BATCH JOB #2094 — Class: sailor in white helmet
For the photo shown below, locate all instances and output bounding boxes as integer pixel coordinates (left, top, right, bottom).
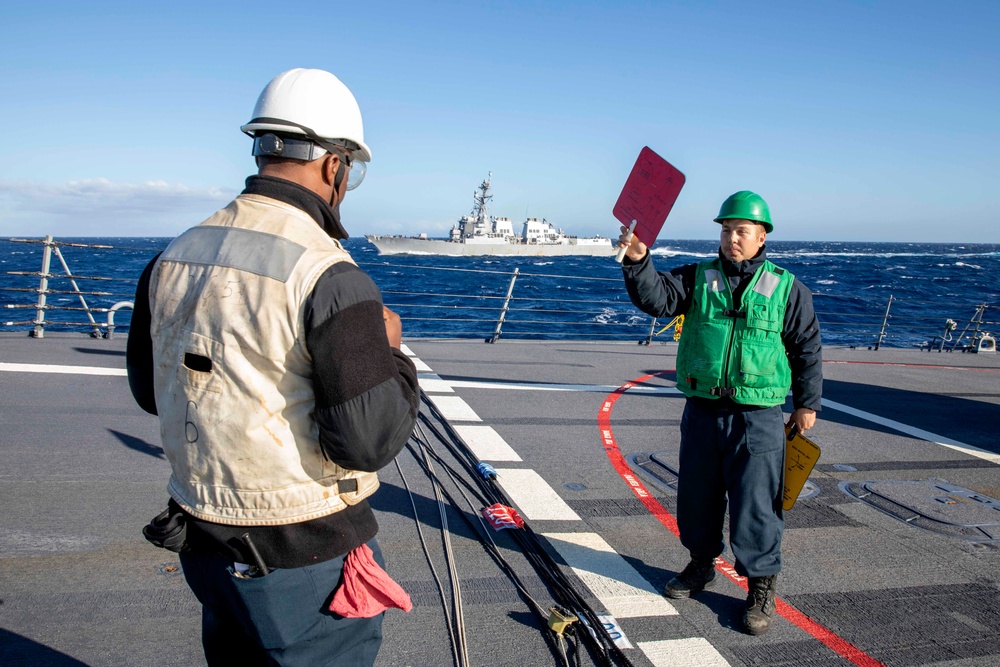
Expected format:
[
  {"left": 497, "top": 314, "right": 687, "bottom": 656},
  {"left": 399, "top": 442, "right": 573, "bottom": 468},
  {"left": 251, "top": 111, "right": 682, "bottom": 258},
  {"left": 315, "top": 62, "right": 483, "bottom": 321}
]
[{"left": 127, "top": 68, "right": 418, "bottom": 666}]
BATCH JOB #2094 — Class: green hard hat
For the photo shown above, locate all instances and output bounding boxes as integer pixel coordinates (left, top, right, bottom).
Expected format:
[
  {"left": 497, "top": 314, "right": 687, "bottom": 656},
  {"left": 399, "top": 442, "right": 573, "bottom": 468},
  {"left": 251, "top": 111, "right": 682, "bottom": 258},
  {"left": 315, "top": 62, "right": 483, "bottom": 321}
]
[{"left": 714, "top": 191, "right": 772, "bottom": 232}]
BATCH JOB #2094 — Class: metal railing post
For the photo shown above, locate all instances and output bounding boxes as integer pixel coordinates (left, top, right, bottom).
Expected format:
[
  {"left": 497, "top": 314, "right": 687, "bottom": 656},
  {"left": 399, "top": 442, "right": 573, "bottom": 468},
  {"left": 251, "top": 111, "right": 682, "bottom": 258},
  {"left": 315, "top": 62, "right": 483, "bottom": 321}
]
[
  {"left": 31, "top": 235, "right": 54, "bottom": 338},
  {"left": 488, "top": 268, "right": 519, "bottom": 344},
  {"left": 874, "top": 294, "right": 894, "bottom": 350},
  {"left": 643, "top": 317, "right": 657, "bottom": 345}
]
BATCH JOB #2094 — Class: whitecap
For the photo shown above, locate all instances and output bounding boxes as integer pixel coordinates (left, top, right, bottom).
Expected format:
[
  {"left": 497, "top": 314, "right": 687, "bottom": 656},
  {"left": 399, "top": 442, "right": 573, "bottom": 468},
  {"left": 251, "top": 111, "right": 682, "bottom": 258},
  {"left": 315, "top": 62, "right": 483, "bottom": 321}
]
[
  {"left": 591, "top": 307, "right": 617, "bottom": 324},
  {"left": 650, "top": 247, "right": 715, "bottom": 258}
]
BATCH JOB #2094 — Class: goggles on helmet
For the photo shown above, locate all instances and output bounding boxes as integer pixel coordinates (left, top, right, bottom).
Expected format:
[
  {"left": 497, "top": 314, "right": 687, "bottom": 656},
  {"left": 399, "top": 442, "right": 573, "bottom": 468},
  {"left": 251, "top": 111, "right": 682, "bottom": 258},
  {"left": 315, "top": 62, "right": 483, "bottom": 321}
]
[{"left": 251, "top": 133, "right": 367, "bottom": 190}]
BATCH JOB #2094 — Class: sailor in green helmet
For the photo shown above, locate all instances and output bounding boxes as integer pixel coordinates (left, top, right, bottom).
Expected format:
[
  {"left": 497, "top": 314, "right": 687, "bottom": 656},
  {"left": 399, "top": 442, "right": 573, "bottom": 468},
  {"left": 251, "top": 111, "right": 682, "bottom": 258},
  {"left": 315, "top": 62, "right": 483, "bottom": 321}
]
[{"left": 618, "top": 191, "right": 822, "bottom": 636}]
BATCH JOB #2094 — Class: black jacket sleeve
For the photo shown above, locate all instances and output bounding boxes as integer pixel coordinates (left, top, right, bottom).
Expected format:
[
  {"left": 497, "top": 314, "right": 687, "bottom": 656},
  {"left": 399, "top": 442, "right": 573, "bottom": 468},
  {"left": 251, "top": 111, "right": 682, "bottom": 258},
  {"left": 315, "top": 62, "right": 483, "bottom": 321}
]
[
  {"left": 621, "top": 251, "right": 698, "bottom": 319},
  {"left": 126, "top": 254, "right": 160, "bottom": 415},
  {"left": 782, "top": 280, "right": 823, "bottom": 412},
  {"left": 304, "top": 262, "right": 418, "bottom": 473}
]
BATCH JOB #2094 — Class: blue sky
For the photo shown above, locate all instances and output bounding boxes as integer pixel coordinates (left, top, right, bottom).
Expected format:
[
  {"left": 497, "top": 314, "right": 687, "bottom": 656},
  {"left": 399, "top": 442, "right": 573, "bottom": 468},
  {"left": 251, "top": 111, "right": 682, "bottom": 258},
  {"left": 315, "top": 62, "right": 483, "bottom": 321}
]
[{"left": 1, "top": 1, "right": 997, "bottom": 242}]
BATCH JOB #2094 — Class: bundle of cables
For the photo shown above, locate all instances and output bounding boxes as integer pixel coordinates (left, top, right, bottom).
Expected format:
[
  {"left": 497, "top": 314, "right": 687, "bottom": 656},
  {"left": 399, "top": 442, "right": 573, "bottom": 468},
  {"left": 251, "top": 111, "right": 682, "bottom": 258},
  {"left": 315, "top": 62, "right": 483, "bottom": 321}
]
[{"left": 394, "top": 389, "right": 636, "bottom": 667}]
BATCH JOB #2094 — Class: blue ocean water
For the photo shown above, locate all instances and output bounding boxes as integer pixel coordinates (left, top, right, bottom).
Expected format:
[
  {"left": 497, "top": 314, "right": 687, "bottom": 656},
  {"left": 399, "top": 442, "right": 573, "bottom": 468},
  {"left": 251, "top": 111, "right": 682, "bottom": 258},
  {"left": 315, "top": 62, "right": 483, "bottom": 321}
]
[{"left": 2, "top": 236, "right": 999, "bottom": 349}]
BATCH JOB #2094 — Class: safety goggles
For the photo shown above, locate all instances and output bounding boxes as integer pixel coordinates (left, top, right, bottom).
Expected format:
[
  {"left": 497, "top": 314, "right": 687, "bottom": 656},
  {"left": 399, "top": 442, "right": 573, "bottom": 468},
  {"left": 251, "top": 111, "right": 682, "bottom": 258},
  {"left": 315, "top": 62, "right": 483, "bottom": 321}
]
[
  {"left": 316, "top": 142, "right": 367, "bottom": 191},
  {"left": 251, "top": 133, "right": 367, "bottom": 190}
]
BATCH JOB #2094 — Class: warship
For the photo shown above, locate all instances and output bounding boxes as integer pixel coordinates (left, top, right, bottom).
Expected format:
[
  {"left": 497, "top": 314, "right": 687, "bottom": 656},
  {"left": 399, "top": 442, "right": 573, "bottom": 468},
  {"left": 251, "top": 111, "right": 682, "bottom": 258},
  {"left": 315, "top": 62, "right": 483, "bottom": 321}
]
[{"left": 366, "top": 173, "right": 615, "bottom": 256}]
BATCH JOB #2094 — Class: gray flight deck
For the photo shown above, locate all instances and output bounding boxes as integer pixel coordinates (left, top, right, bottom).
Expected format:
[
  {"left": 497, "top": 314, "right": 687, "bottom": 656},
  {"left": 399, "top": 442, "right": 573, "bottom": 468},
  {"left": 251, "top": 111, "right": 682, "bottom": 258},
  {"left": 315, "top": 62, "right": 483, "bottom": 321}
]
[{"left": 2, "top": 333, "right": 999, "bottom": 666}]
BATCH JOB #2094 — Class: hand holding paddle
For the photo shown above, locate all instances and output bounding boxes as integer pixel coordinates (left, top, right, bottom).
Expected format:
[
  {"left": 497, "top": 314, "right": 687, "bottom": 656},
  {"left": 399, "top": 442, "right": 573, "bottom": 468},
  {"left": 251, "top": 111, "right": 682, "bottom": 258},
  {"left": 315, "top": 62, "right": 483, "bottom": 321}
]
[{"left": 615, "top": 220, "right": 638, "bottom": 262}]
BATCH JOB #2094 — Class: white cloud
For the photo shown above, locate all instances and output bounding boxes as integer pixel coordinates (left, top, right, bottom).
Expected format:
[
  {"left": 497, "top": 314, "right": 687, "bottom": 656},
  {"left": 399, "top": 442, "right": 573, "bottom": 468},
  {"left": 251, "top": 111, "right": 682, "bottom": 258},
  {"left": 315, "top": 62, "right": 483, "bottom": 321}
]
[{"left": 0, "top": 179, "right": 236, "bottom": 237}]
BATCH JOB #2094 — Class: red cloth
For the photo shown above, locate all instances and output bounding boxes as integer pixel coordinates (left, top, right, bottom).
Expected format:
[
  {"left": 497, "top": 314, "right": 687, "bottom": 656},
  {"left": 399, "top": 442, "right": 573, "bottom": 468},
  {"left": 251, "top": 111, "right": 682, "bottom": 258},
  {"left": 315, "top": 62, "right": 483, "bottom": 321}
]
[{"left": 329, "top": 544, "right": 413, "bottom": 618}]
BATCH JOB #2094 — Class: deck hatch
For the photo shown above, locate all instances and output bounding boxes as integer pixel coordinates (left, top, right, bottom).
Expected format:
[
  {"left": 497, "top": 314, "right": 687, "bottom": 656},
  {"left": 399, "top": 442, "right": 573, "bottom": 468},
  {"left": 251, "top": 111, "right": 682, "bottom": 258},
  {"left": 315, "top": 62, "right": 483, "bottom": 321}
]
[
  {"left": 839, "top": 478, "right": 1000, "bottom": 543},
  {"left": 629, "top": 452, "right": 679, "bottom": 493}
]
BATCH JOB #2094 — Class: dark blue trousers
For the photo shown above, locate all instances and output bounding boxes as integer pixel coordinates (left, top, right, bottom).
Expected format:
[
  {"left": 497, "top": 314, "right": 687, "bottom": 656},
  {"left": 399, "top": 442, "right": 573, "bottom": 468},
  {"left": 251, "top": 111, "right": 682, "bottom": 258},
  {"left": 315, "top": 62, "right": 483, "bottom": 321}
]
[
  {"left": 676, "top": 399, "right": 785, "bottom": 578},
  {"left": 179, "top": 538, "right": 385, "bottom": 667}
]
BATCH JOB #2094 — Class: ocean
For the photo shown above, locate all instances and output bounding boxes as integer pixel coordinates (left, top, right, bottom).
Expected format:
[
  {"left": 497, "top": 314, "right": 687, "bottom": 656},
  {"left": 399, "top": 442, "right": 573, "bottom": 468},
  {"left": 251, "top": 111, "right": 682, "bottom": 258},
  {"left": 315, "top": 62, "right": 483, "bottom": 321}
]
[{"left": 2, "top": 237, "right": 999, "bottom": 350}]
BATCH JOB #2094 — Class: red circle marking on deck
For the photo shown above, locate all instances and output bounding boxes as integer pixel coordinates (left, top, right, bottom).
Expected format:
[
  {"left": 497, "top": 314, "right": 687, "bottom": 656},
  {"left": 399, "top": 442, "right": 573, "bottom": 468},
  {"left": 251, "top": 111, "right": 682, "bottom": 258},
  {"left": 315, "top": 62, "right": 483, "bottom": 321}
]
[{"left": 599, "top": 372, "right": 885, "bottom": 667}]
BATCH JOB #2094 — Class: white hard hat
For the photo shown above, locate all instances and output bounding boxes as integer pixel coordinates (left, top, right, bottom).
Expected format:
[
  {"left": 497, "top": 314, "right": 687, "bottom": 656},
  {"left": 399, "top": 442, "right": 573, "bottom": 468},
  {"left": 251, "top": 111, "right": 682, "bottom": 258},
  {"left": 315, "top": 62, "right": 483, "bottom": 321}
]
[{"left": 241, "top": 68, "right": 371, "bottom": 163}]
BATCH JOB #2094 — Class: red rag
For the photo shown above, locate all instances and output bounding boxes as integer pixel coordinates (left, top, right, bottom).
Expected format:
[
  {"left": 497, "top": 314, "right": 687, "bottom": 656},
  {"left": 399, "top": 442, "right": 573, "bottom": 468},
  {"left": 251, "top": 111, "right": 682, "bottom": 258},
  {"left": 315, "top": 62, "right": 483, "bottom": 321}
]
[{"left": 329, "top": 543, "right": 413, "bottom": 618}]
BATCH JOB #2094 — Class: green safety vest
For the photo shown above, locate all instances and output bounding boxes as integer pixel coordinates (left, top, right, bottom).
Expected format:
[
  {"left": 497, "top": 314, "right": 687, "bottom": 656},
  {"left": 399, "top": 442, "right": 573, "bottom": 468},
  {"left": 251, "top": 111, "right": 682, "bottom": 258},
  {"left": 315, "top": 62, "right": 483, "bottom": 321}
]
[{"left": 676, "top": 258, "right": 794, "bottom": 406}]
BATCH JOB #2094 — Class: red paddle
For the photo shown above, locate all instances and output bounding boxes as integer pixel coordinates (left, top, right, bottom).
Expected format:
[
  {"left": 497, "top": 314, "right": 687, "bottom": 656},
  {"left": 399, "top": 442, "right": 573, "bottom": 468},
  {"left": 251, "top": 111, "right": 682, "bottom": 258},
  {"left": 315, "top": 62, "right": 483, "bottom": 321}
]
[{"left": 613, "top": 147, "right": 686, "bottom": 262}]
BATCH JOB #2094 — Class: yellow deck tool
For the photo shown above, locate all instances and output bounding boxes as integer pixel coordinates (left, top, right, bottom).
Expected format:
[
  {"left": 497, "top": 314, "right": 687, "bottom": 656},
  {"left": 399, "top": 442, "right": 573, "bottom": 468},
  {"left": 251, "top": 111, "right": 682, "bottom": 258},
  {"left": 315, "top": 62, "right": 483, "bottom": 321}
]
[{"left": 783, "top": 424, "right": 821, "bottom": 511}]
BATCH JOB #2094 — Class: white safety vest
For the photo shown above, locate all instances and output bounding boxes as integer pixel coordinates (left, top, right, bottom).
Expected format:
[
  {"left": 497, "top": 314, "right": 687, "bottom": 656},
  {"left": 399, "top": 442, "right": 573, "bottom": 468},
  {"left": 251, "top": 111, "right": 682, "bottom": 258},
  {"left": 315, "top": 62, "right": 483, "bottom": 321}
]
[{"left": 149, "top": 194, "right": 379, "bottom": 526}]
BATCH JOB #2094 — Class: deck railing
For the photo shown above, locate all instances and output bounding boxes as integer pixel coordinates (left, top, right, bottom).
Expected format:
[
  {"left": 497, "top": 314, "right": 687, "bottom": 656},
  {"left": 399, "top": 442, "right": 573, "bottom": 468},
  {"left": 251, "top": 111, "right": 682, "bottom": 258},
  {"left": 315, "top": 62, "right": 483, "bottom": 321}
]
[{"left": 2, "top": 236, "right": 997, "bottom": 351}]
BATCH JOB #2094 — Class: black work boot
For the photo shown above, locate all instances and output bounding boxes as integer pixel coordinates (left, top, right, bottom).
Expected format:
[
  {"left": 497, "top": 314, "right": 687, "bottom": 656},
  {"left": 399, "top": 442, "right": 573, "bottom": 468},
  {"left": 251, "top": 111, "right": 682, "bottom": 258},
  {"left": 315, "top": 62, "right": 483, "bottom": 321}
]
[
  {"left": 743, "top": 575, "right": 777, "bottom": 635},
  {"left": 663, "top": 556, "right": 717, "bottom": 599}
]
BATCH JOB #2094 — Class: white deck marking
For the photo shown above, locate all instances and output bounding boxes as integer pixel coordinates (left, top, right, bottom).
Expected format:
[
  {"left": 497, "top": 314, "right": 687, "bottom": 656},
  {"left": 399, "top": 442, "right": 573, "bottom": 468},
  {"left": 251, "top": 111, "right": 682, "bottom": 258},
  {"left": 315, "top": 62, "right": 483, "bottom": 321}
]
[
  {"left": 411, "top": 357, "right": 433, "bottom": 372},
  {"left": 823, "top": 398, "right": 1000, "bottom": 465},
  {"left": 445, "top": 378, "right": 678, "bottom": 394},
  {"left": 398, "top": 345, "right": 432, "bottom": 371},
  {"left": 638, "top": 638, "right": 730, "bottom": 666},
  {"left": 542, "top": 532, "right": 677, "bottom": 618},
  {"left": 453, "top": 425, "right": 522, "bottom": 461},
  {"left": 496, "top": 469, "right": 581, "bottom": 521},
  {"left": 417, "top": 374, "right": 453, "bottom": 393},
  {"left": 426, "top": 396, "right": 482, "bottom": 422},
  {"left": 0, "top": 362, "right": 126, "bottom": 377}
]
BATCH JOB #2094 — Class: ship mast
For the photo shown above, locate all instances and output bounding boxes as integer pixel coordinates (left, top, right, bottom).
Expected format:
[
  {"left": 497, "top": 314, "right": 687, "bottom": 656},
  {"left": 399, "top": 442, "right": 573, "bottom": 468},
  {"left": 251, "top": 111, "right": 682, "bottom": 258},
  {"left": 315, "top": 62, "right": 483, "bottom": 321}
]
[{"left": 470, "top": 172, "right": 493, "bottom": 224}]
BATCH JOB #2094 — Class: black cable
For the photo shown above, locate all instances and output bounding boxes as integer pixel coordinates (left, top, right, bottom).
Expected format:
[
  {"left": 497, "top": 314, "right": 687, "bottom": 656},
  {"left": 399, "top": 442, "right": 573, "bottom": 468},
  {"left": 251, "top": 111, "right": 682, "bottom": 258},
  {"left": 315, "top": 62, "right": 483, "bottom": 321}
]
[
  {"left": 405, "top": 431, "right": 571, "bottom": 665},
  {"left": 416, "top": 391, "right": 636, "bottom": 667}
]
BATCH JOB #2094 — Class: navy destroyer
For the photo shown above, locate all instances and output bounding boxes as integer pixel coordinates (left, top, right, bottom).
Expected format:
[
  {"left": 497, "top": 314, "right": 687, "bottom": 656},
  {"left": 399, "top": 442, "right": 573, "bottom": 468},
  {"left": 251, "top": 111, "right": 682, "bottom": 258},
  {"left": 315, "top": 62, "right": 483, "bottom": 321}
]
[{"left": 366, "top": 173, "right": 615, "bottom": 256}]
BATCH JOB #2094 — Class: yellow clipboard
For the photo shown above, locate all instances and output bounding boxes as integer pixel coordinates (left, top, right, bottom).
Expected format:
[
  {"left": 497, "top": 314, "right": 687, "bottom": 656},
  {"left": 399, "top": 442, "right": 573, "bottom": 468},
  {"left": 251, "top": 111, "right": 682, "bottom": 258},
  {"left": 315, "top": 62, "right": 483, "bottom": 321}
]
[{"left": 783, "top": 425, "right": 821, "bottom": 511}]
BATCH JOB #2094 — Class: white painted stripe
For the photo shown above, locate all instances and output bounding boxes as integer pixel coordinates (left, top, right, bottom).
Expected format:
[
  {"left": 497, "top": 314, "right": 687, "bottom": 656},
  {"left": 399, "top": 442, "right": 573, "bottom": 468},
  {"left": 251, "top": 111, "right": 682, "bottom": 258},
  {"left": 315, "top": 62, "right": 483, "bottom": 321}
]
[
  {"left": 638, "top": 638, "right": 730, "bottom": 666},
  {"left": 426, "top": 396, "right": 481, "bottom": 422},
  {"left": 411, "top": 357, "right": 433, "bottom": 372},
  {"left": 542, "top": 532, "right": 677, "bottom": 618},
  {"left": 417, "top": 374, "right": 453, "bottom": 393},
  {"left": 399, "top": 344, "right": 414, "bottom": 356},
  {"left": 496, "top": 469, "right": 581, "bottom": 521},
  {"left": 445, "top": 379, "right": 679, "bottom": 395},
  {"left": 453, "top": 425, "right": 522, "bottom": 461},
  {"left": 0, "top": 362, "right": 126, "bottom": 377},
  {"left": 823, "top": 398, "right": 1000, "bottom": 465}
]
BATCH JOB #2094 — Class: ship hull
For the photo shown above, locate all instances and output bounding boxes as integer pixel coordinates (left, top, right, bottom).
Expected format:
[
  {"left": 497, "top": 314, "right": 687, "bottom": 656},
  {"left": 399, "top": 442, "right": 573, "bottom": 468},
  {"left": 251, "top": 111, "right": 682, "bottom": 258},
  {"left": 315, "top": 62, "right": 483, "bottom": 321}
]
[{"left": 366, "top": 235, "right": 616, "bottom": 256}]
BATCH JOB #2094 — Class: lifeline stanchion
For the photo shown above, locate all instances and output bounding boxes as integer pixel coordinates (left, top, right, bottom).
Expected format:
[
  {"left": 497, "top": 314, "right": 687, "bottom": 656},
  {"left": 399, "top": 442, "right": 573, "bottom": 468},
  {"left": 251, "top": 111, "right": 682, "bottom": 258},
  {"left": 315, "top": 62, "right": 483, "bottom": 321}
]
[
  {"left": 874, "top": 294, "right": 894, "bottom": 350},
  {"left": 488, "top": 267, "right": 519, "bottom": 343}
]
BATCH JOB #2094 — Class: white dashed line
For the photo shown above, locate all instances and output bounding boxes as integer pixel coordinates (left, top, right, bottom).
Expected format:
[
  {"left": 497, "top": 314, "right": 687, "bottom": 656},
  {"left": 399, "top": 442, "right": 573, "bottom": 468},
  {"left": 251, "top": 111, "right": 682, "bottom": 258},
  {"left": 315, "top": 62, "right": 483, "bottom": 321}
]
[
  {"left": 425, "top": 395, "right": 482, "bottom": 422},
  {"left": 452, "top": 424, "right": 522, "bottom": 461},
  {"left": 417, "top": 373, "right": 453, "bottom": 393},
  {"left": 411, "top": 357, "right": 433, "bottom": 372},
  {"left": 638, "top": 638, "right": 731, "bottom": 666}
]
